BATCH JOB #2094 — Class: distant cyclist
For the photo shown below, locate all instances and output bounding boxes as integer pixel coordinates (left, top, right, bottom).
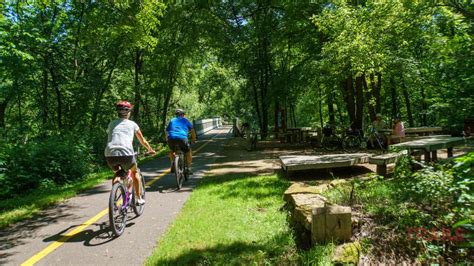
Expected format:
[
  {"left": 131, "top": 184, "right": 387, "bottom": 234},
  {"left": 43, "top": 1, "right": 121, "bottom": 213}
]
[
  {"left": 104, "top": 101, "right": 156, "bottom": 205},
  {"left": 165, "top": 109, "right": 197, "bottom": 174}
]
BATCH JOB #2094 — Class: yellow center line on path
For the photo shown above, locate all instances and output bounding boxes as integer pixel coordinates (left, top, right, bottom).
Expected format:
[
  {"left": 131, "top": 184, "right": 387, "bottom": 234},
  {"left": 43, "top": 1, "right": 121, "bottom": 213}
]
[{"left": 21, "top": 130, "right": 225, "bottom": 266}]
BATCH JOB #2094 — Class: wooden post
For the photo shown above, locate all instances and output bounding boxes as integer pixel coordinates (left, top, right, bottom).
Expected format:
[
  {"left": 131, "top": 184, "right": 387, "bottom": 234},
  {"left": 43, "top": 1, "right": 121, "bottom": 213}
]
[
  {"left": 447, "top": 147, "right": 454, "bottom": 158},
  {"left": 424, "top": 151, "right": 431, "bottom": 162},
  {"left": 431, "top": 150, "right": 438, "bottom": 161},
  {"left": 376, "top": 165, "right": 387, "bottom": 177}
]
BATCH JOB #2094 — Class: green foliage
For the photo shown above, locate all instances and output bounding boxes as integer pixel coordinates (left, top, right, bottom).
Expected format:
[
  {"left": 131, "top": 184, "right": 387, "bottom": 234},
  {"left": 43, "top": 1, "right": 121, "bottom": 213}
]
[{"left": 1, "top": 136, "right": 93, "bottom": 199}]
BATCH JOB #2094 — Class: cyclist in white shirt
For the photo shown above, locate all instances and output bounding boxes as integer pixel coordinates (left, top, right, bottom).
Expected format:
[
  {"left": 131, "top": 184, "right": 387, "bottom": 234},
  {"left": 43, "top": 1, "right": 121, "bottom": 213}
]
[{"left": 105, "top": 101, "right": 155, "bottom": 204}]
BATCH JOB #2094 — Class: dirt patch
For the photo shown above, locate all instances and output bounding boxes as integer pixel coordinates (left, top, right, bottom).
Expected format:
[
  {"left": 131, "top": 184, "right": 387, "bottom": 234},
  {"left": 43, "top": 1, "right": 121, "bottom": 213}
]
[{"left": 206, "top": 137, "right": 315, "bottom": 176}]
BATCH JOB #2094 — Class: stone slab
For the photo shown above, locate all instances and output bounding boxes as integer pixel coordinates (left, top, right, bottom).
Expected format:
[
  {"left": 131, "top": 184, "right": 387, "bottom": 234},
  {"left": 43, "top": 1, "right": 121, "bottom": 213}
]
[
  {"left": 280, "top": 153, "right": 370, "bottom": 171},
  {"left": 284, "top": 183, "right": 329, "bottom": 202},
  {"left": 312, "top": 205, "right": 352, "bottom": 243},
  {"left": 289, "top": 194, "right": 326, "bottom": 230}
]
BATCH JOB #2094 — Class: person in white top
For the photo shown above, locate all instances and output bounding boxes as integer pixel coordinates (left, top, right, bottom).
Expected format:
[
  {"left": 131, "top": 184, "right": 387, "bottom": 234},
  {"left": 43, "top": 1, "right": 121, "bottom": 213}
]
[{"left": 105, "top": 101, "right": 155, "bottom": 204}]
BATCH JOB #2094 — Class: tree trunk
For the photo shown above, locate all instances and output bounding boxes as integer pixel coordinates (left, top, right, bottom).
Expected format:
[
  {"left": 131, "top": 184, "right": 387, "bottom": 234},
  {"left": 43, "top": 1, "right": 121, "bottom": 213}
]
[
  {"left": 0, "top": 101, "right": 6, "bottom": 129},
  {"left": 327, "top": 89, "right": 335, "bottom": 124},
  {"left": 160, "top": 59, "right": 178, "bottom": 137},
  {"left": 318, "top": 87, "right": 323, "bottom": 128},
  {"left": 251, "top": 79, "right": 262, "bottom": 131},
  {"left": 354, "top": 75, "right": 365, "bottom": 130},
  {"left": 342, "top": 76, "right": 356, "bottom": 125},
  {"left": 420, "top": 86, "right": 427, "bottom": 126},
  {"left": 401, "top": 81, "right": 414, "bottom": 127},
  {"left": 390, "top": 77, "right": 398, "bottom": 120},
  {"left": 41, "top": 67, "right": 49, "bottom": 125},
  {"left": 367, "top": 73, "right": 376, "bottom": 121},
  {"left": 375, "top": 73, "right": 382, "bottom": 113},
  {"left": 133, "top": 49, "right": 143, "bottom": 125},
  {"left": 274, "top": 101, "right": 280, "bottom": 137},
  {"left": 49, "top": 58, "right": 62, "bottom": 129},
  {"left": 91, "top": 51, "right": 120, "bottom": 128}
]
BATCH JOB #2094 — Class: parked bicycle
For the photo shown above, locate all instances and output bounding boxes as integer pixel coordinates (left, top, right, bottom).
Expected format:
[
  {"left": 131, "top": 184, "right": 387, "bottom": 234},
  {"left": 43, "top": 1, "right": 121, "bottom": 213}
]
[
  {"left": 171, "top": 144, "right": 189, "bottom": 190},
  {"left": 367, "top": 126, "right": 387, "bottom": 150},
  {"left": 342, "top": 128, "right": 368, "bottom": 152},
  {"left": 108, "top": 153, "right": 149, "bottom": 237},
  {"left": 321, "top": 124, "right": 344, "bottom": 151}
]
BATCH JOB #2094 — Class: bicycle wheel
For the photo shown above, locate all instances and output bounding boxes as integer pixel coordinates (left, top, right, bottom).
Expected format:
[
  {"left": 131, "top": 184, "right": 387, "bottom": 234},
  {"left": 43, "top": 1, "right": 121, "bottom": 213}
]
[
  {"left": 343, "top": 135, "right": 360, "bottom": 152},
  {"left": 174, "top": 155, "right": 183, "bottom": 189},
  {"left": 323, "top": 136, "right": 338, "bottom": 151},
  {"left": 109, "top": 182, "right": 127, "bottom": 236},
  {"left": 132, "top": 169, "right": 146, "bottom": 216}
]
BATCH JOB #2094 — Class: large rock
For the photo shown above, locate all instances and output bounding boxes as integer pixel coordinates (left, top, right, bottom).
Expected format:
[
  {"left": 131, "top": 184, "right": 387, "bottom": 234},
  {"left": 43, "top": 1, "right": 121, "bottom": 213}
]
[
  {"left": 289, "top": 193, "right": 327, "bottom": 230},
  {"left": 284, "top": 183, "right": 330, "bottom": 202},
  {"left": 312, "top": 205, "right": 352, "bottom": 243},
  {"left": 331, "top": 241, "right": 362, "bottom": 265}
]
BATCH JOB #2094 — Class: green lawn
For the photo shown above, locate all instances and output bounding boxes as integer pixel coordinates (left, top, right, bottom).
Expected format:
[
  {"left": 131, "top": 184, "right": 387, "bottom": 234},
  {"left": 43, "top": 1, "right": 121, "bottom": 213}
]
[{"left": 146, "top": 173, "right": 334, "bottom": 265}]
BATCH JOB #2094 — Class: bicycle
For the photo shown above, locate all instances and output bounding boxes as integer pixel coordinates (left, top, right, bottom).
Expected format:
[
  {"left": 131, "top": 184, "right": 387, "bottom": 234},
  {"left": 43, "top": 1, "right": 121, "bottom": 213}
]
[
  {"left": 108, "top": 153, "right": 148, "bottom": 237},
  {"left": 367, "top": 127, "right": 387, "bottom": 151},
  {"left": 320, "top": 124, "right": 344, "bottom": 151},
  {"left": 172, "top": 146, "right": 189, "bottom": 190},
  {"left": 342, "top": 128, "right": 367, "bottom": 152}
]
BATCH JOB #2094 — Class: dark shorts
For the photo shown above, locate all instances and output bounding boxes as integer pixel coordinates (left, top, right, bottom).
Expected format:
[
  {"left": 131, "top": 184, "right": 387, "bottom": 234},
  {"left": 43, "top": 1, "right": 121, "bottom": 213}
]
[
  {"left": 105, "top": 155, "right": 136, "bottom": 171},
  {"left": 168, "top": 138, "right": 190, "bottom": 153}
]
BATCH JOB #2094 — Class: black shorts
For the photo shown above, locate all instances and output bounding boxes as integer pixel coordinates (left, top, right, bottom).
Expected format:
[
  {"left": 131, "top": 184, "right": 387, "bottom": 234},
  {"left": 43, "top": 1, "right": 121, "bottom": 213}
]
[
  {"left": 168, "top": 139, "right": 190, "bottom": 153},
  {"left": 105, "top": 155, "right": 136, "bottom": 171}
]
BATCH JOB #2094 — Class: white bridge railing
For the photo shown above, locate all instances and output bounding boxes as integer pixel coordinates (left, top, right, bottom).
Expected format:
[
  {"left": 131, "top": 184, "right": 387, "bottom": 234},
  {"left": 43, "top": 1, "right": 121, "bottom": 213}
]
[{"left": 193, "top": 117, "right": 222, "bottom": 136}]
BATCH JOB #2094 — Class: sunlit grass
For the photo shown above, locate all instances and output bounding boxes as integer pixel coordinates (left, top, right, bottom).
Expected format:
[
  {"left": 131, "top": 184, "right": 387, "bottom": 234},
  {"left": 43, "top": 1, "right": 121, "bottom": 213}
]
[{"left": 146, "top": 173, "right": 334, "bottom": 265}]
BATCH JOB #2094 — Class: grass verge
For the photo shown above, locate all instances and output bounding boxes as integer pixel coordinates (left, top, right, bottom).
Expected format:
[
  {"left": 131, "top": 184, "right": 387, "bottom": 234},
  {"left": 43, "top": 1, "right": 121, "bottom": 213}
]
[{"left": 146, "top": 173, "right": 334, "bottom": 265}]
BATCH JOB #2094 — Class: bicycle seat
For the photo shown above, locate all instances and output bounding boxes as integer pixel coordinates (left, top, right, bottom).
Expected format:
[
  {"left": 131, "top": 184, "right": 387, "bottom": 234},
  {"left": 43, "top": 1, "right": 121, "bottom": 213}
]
[{"left": 115, "top": 169, "right": 130, "bottom": 179}]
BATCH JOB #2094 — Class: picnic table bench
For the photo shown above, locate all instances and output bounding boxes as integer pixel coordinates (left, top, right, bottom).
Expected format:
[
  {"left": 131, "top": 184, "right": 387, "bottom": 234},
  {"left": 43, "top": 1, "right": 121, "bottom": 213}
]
[
  {"left": 280, "top": 153, "right": 370, "bottom": 173},
  {"left": 369, "top": 150, "right": 408, "bottom": 176}
]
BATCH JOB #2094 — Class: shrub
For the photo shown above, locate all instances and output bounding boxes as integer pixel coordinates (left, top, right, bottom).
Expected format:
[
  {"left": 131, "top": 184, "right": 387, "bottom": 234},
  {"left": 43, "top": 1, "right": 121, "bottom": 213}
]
[{"left": 1, "top": 135, "right": 93, "bottom": 199}]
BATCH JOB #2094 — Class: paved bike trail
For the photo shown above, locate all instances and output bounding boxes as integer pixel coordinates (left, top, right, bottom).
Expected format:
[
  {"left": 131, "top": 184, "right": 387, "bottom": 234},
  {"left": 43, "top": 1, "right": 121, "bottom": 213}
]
[{"left": 0, "top": 126, "right": 232, "bottom": 266}]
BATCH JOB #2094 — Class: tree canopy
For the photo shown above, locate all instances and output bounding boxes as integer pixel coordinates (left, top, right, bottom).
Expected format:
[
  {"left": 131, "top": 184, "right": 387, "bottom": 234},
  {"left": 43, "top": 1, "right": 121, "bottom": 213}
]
[{"left": 1, "top": 0, "right": 472, "bottom": 142}]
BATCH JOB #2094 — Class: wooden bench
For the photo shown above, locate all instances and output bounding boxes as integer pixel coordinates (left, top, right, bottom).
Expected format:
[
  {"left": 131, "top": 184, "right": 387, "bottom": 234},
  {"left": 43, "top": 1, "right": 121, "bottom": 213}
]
[
  {"left": 369, "top": 151, "right": 408, "bottom": 176},
  {"left": 280, "top": 153, "right": 370, "bottom": 175}
]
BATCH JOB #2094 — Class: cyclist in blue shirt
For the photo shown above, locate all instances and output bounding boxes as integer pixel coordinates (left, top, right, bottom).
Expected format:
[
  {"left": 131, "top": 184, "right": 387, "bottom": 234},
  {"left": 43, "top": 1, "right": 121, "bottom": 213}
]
[{"left": 165, "top": 109, "right": 197, "bottom": 174}]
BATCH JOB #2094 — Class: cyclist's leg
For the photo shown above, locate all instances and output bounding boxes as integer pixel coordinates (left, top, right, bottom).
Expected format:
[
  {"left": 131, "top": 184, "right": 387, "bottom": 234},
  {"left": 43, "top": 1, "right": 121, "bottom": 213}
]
[
  {"left": 167, "top": 139, "right": 179, "bottom": 172},
  {"left": 130, "top": 164, "right": 142, "bottom": 199},
  {"left": 185, "top": 149, "right": 192, "bottom": 167},
  {"left": 179, "top": 139, "right": 192, "bottom": 172},
  {"left": 105, "top": 156, "right": 122, "bottom": 185}
]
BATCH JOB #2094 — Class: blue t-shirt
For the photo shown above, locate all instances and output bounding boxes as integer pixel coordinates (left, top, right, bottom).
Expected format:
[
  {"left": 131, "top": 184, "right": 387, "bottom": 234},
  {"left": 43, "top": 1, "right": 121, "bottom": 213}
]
[{"left": 166, "top": 117, "right": 193, "bottom": 140}]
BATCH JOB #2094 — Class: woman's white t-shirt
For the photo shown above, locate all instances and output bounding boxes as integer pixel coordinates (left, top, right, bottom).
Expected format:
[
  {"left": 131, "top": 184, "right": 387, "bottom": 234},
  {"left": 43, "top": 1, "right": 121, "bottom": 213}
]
[{"left": 104, "top": 119, "right": 139, "bottom": 157}]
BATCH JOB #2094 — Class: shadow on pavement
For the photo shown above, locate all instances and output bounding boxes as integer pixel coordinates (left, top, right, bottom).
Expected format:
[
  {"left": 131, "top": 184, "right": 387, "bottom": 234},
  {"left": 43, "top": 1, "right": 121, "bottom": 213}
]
[
  {"left": 0, "top": 202, "right": 79, "bottom": 264},
  {"left": 41, "top": 220, "right": 137, "bottom": 247}
]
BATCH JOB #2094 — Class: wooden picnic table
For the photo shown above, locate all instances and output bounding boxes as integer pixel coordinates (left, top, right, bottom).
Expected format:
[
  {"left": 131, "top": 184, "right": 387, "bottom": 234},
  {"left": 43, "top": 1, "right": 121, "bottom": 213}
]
[
  {"left": 286, "top": 127, "right": 315, "bottom": 143},
  {"left": 378, "top": 127, "right": 443, "bottom": 136},
  {"left": 390, "top": 135, "right": 465, "bottom": 162}
]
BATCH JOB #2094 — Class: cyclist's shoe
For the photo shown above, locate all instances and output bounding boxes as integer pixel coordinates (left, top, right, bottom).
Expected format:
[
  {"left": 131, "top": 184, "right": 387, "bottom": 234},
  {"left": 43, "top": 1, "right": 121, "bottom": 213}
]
[
  {"left": 185, "top": 167, "right": 193, "bottom": 175},
  {"left": 136, "top": 197, "right": 145, "bottom": 205}
]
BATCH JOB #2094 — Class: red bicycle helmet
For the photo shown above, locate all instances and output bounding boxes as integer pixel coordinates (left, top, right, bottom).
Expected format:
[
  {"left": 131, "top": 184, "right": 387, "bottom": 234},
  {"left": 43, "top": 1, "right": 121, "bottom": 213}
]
[{"left": 116, "top": 101, "right": 133, "bottom": 111}]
